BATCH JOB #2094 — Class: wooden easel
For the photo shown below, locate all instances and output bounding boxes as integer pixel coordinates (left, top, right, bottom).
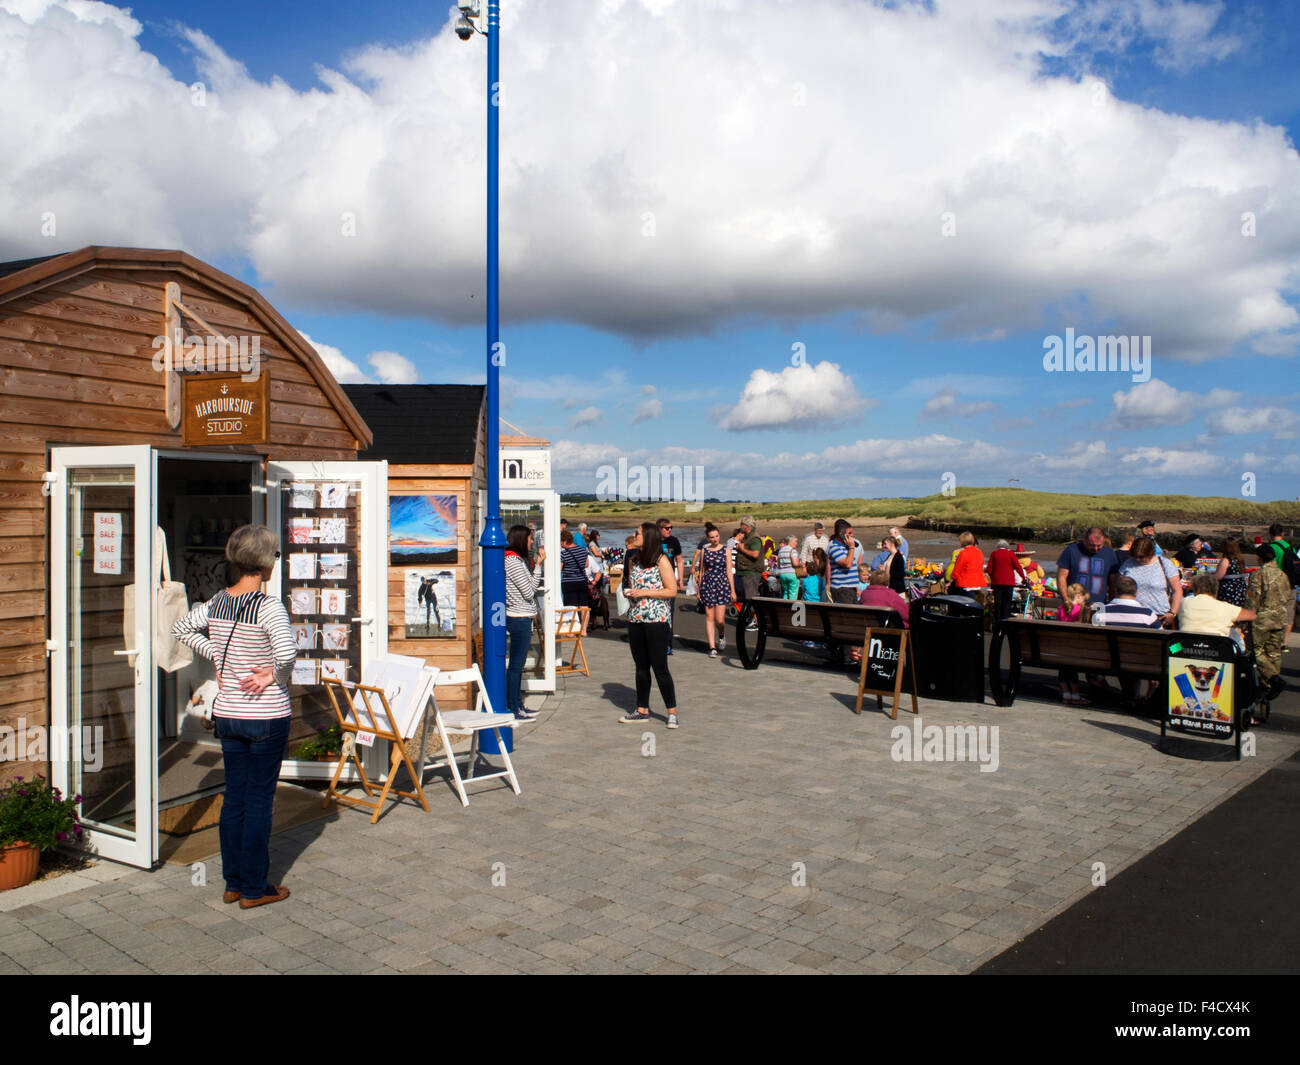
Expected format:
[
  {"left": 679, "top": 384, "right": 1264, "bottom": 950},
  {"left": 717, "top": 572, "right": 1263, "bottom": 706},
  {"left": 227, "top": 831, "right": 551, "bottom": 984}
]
[
  {"left": 321, "top": 678, "right": 431, "bottom": 823},
  {"left": 855, "top": 627, "right": 919, "bottom": 719}
]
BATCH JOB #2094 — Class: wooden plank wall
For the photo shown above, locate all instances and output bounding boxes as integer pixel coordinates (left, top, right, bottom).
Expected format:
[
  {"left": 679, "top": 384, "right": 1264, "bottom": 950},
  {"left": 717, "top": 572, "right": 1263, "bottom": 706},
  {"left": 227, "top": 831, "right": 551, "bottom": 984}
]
[{"left": 0, "top": 267, "right": 359, "bottom": 783}]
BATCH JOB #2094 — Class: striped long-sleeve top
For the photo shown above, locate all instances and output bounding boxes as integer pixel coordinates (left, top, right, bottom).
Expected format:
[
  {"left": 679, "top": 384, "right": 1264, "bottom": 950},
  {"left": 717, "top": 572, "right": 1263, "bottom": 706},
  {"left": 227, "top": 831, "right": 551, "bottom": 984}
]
[
  {"left": 172, "top": 590, "right": 296, "bottom": 719},
  {"left": 505, "top": 551, "right": 538, "bottom": 618}
]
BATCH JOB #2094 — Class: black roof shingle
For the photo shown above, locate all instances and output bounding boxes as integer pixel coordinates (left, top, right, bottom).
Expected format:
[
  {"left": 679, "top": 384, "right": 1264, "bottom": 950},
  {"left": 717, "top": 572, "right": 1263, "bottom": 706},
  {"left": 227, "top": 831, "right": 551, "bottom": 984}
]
[{"left": 343, "top": 384, "right": 484, "bottom": 465}]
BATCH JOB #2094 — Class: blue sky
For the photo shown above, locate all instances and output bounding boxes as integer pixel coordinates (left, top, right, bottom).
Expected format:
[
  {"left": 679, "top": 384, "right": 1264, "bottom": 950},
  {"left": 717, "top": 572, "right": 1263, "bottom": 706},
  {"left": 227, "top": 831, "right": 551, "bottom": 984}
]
[{"left": 2, "top": 0, "right": 1298, "bottom": 502}]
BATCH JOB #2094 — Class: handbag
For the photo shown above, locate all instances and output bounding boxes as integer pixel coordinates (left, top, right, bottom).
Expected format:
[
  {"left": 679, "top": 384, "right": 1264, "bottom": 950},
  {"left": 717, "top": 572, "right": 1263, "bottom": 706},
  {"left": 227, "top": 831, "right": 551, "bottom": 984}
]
[
  {"left": 615, "top": 573, "right": 630, "bottom": 617},
  {"left": 124, "top": 527, "right": 193, "bottom": 673}
]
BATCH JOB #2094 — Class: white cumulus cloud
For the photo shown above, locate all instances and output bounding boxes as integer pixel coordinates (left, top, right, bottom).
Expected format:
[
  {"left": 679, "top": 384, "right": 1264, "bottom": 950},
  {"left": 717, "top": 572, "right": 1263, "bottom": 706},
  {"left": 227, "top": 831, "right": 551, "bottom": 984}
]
[
  {"left": 1110, "top": 378, "right": 1238, "bottom": 428},
  {"left": 0, "top": 0, "right": 1294, "bottom": 362},
  {"left": 720, "top": 360, "right": 871, "bottom": 431}
]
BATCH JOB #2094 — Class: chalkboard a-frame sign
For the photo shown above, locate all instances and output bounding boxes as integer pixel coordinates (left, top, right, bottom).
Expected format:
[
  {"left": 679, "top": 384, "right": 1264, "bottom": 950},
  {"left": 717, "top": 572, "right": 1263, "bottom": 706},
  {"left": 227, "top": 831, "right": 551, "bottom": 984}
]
[{"left": 856, "top": 627, "right": 918, "bottom": 719}]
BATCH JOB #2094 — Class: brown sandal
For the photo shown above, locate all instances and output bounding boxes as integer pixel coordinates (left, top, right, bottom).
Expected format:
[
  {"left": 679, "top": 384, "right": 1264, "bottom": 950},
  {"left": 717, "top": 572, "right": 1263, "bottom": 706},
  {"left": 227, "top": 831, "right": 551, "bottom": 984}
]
[
  {"left": 222, "top": 891, "right": 241, "bottom": 904},
  {"left": 239, "top": 885, "right": 290, "bottom": 909}
]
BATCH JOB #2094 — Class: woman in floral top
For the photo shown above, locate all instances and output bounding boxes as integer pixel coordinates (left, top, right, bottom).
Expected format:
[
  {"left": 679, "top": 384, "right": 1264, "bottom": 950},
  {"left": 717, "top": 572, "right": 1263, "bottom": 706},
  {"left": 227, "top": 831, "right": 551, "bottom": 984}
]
[{"left": 619, "top": 523, "right": 680, "bottom": 728}]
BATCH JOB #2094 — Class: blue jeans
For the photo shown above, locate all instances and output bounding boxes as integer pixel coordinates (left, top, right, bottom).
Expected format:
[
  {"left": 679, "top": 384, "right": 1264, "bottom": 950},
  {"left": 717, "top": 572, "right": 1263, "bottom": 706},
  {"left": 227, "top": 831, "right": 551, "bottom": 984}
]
[
  {"left": 505, "top": 615, "right": 533, "bottom": 712},
  {"left": 215, "top": 715, "right": 290, "bottom": 899}
]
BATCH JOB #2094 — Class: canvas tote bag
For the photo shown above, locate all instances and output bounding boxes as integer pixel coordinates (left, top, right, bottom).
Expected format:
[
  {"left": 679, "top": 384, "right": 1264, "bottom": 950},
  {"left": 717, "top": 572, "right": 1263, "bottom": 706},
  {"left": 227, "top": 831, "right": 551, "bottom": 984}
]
[{"left": 124, "top": 527, "right": 193, "bottom": 672}]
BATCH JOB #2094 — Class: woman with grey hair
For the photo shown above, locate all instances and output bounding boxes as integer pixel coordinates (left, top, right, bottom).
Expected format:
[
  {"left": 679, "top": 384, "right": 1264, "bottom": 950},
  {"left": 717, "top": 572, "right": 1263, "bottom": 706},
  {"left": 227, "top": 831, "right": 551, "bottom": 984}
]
[
  {"left": 985, "top": 538, "right": 1026, "bottom": 622},
  {"left": 173, "top": 524, "right": 296, "bottom": 909}
]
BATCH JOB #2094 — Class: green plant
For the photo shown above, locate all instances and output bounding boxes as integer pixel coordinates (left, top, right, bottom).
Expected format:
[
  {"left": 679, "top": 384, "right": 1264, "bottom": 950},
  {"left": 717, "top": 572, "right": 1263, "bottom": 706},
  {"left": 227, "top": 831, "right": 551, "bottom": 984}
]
[
  {"left": 293, "top": 724, "right": 343, "bottom": 760},
  {"left": 0, "top": 775, "right": 83, "bottom": 852}
]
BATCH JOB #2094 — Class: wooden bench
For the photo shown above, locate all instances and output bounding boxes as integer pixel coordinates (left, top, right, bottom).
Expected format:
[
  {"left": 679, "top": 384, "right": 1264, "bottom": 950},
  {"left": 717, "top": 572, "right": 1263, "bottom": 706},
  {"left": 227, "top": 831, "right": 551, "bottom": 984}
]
[
  {"left": 737, "top": 596, "right": 904, "bottom": 670},
  {"left": 987, "top": 618, "right": 1174, "bottom": 707}
]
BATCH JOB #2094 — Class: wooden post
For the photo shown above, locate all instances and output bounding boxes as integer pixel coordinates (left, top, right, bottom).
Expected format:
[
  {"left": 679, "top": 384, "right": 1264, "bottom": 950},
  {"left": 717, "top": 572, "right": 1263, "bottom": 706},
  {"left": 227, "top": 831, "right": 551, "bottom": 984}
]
[{"left": 163, "top": 282, "right": 181, "bottom": 428}]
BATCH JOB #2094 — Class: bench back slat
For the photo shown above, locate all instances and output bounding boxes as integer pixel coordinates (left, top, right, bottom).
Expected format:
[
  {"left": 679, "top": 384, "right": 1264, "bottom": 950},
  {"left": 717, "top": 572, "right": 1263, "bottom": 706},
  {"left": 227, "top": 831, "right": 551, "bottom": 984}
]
[{"left": 1002, "top": 618, "right": 1170, "bottom": 678}]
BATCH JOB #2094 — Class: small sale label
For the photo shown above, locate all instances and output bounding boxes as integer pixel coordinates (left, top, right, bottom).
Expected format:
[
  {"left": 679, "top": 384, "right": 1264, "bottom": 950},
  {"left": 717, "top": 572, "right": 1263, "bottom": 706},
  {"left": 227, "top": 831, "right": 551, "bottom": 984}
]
[{"left": 93, "top": 513, "right": 123, "bottom": 575}]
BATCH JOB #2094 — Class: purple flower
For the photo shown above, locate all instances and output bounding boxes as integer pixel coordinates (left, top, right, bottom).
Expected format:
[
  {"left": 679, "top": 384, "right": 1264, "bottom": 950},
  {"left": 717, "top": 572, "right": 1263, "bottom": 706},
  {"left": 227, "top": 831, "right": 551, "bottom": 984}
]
[
  {"left": 58, "top": 832, "right": 67, "bottom": 842},
  {"left": 73, "top": 826, "right": 84, "bottom": 836},
  {"left": 74, "top": 795, "right": 83, "bottom": 804}
]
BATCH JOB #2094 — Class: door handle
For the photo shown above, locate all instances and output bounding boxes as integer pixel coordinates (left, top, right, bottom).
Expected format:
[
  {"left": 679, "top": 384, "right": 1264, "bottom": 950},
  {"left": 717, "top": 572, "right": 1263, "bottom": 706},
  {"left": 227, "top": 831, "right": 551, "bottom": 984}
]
[
  {"left": 350, "top": 618, "right": 373, "bottom": 625},
  {"left": 114, "top": 649, "right": 140, "bottom": 656}
]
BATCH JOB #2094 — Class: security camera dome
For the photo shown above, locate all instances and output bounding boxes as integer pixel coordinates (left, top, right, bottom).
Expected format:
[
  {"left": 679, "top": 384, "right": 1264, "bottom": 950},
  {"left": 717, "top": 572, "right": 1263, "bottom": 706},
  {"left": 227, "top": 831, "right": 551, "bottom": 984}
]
[{"left": 455, "top": 15, "right": 475, "bottom": 40}]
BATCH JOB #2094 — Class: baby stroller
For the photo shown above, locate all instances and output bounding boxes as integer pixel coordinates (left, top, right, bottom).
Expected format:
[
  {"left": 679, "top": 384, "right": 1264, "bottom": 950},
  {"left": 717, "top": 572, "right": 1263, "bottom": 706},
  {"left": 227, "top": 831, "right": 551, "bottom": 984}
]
[{"left": 1239, "top": 622, "right": 1270, "bottom": 724}]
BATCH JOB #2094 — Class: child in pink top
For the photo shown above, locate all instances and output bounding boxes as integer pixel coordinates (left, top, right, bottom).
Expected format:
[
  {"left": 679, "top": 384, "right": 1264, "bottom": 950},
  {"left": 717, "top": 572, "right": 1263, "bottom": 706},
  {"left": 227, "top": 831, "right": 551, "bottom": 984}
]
[{"left": 1057, "top": 582, "right": 1089, "bottom": 704}]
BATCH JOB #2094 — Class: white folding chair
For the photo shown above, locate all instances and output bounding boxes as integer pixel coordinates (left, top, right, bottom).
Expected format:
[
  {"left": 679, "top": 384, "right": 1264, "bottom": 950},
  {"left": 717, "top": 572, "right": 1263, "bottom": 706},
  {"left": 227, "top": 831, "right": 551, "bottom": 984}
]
[{"left": 423, "top": 664, "right": 524, "bottom": 807}]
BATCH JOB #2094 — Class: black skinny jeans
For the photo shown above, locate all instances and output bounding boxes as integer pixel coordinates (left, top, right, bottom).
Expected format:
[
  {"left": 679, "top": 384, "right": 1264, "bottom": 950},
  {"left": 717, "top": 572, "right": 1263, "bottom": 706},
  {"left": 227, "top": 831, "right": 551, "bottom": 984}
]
[{"left": 628, "top": 621, "right": 676, "bottom": 709}]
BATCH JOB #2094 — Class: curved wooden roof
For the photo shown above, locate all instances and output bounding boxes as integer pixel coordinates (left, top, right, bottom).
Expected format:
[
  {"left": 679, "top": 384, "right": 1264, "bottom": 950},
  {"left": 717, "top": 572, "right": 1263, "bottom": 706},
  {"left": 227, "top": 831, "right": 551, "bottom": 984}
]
[{"left": 0, "top": 245, "right": 372, "bottom": 447}]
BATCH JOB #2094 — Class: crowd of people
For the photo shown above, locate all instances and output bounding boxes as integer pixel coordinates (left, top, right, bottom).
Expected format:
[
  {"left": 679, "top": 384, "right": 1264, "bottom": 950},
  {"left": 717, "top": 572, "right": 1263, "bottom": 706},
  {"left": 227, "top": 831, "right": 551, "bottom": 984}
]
[{"left": 541, "top": 513, "right": 1297, "bottom": 726}]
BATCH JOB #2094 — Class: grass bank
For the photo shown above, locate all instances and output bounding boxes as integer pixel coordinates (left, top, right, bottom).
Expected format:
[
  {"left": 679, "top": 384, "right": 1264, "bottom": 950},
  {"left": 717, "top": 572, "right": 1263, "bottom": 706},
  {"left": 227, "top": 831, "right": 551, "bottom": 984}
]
[{"left": 564, "top": 487, "right": 1300, "bottom": 536}]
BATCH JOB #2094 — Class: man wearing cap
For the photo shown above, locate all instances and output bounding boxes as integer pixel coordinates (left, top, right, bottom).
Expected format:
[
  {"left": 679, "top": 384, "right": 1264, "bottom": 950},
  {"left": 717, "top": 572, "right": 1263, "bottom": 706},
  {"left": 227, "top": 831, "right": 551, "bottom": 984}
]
[
  {"left": 734, "top": 516, "right": 765, "bottom": 624},
  {"left": 1137, "top": 520, "right": 1164, "bottom": 556},
  {"left": 800, "top": 521, "right": 829, "bottom": 565}
]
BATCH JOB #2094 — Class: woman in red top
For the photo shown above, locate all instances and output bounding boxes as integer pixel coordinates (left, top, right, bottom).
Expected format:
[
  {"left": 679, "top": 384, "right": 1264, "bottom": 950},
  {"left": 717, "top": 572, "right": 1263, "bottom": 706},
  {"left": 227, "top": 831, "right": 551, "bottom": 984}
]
[
  {"left": 985, "top": 538, "right": 1026, "bottom": 620},
  {"left": 949, "top": 531, "right": 987, "bottom": 600}
]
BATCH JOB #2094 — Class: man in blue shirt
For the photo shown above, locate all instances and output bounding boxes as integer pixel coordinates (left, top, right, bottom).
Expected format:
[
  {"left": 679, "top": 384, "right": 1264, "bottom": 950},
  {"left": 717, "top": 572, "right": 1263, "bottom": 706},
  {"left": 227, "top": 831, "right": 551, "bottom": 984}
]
[{"left": 1057, "top": 527, "right": 1118, "bottom": 603}]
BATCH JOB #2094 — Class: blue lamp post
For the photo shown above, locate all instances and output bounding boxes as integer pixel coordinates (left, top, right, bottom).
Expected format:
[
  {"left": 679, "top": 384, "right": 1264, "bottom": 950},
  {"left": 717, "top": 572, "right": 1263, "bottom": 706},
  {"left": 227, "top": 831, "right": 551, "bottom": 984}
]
[{"left": 458, "top": 1, "right": 509, "bottom": 741}]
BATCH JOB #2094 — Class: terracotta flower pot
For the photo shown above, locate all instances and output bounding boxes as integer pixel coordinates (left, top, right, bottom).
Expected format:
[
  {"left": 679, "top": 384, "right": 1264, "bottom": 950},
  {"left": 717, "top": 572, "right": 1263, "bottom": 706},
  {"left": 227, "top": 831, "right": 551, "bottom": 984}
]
[{"left": 0, "top": 841, "right": 40, "bottom": 891}]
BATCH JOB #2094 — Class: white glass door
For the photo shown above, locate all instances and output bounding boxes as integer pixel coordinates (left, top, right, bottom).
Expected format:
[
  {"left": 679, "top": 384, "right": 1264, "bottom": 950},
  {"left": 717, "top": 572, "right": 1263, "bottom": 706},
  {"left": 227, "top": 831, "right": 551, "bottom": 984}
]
[
  {"left": 49, "top": 446, "right": 157, "bottom": 869},
  {"left": 481, "top": 489, "right": 559, "bottom": 691},
  {"left": 266, "top": 460, "right": 387, "bottom": 779}
]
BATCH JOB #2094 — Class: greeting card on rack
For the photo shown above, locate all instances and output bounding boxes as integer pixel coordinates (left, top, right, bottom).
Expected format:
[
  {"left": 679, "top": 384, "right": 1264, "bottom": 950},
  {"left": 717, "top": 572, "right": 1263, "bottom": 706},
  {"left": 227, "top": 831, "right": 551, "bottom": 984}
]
[
  {"left": 289, "top": 587, "right": 317, "bottom": 615},
  {"left": 290, "top": 623, "right": 317, "bottom": 651},
  {"left": 320, "top": 483, "right": 349, "bottom": 508},
  {"left": 320, "top": 658, "right": 348, "bottom": 684},
  {"left": 288, "top": 518, "right": 314, "bottom": 545},
  {"left": 288, "top": 553, "right": 317, "bottom": 580},
  {"left": 321, "top": 623, "right": 349, "bottom": 651},
  {"left": 319, "top": 553, "right": 348, "bottom": 579},
  {"left": 319, "top": 588, "right": 348, "bottom": 616},
  {"left": 319, "top": 518, "right": 347, "bottom": 544},
  {"left": 291, "top": 659, "right": 319, "bottom": 687},
  {"left": 289, "top": 483, "right": 317, "bottom": 509}
]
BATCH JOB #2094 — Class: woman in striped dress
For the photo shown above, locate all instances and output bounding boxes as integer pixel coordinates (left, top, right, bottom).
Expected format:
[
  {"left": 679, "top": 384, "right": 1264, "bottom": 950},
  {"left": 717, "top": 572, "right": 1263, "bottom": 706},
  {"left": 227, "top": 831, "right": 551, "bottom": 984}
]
[{"left": 173, "top": 525, "right": 296, "bottom": 910}]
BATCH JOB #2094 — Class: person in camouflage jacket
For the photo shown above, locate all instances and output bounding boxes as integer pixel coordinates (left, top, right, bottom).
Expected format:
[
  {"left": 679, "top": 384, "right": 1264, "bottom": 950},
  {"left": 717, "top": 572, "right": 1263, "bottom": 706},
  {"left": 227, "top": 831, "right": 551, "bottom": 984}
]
[{"left": 1246, "top": 543, "right": 1293, "bottom": 696}]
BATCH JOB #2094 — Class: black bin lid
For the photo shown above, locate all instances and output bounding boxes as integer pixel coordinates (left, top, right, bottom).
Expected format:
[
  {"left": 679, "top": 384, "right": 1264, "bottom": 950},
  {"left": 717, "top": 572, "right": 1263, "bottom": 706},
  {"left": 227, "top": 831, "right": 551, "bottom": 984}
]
[{"left": 912, "top": 594, "right": 985, "bottom": 619}]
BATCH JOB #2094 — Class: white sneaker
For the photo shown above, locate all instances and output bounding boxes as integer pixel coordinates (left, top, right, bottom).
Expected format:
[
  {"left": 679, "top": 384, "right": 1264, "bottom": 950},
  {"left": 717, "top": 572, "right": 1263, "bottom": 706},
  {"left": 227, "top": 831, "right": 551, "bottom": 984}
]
[
  {"left": 666, "top": 713, "right": 679, "bottom": 729},
  {"left": 717, "top": 636, "right": 726, "bottom": 649}
]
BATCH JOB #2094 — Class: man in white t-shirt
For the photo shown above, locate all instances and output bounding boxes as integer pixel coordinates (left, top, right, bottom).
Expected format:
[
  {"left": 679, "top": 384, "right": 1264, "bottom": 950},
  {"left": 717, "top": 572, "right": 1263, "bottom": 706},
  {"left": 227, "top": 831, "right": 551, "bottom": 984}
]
[{"left": 1179, "top": 573, "right": 1255, "bottom": 641}]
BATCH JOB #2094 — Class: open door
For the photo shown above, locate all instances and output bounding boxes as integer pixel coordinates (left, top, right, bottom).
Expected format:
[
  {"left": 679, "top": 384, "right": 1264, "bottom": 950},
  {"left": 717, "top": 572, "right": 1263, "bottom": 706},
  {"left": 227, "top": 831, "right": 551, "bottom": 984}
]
[
  {"left": 266, "top": 460, "right": 387, "bottom": 779},
  {"left": 480, "top": 488, "right": 560, "bottom": 691},
  {"left": 48, "top": 446, "right": 158, "bottom": 869}
]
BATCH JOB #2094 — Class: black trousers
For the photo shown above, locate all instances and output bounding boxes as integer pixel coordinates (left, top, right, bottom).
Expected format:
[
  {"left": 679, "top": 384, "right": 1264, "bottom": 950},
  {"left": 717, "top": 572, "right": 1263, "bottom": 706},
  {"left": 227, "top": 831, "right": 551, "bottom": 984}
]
[
  {"left": 992, "top": 585, "right": 1014, "bottom": 620},
  {"left": 628, "top": 621, "right": 676, "bottom": 709}
]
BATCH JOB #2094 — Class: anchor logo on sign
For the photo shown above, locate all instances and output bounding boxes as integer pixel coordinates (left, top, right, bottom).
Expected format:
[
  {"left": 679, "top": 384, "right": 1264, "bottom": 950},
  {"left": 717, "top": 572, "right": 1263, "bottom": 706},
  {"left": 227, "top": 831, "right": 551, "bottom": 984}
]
[{"left": 221, "top": 383, "right": 229, "bottom": 395}]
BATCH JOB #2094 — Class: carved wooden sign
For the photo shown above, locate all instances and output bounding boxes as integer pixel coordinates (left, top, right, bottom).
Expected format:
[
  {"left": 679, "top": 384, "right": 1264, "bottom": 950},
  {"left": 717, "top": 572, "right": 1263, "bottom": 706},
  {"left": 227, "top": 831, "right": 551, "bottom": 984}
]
[{"left": 181, "top": 373, "right": 269, "bottom": 446}]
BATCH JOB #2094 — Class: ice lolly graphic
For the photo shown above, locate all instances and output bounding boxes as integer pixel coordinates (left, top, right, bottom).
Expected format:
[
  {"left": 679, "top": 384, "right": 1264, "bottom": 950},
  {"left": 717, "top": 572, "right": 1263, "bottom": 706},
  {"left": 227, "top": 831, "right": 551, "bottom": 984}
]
[
  {"left": 1211, "top": 666, "right": 1224, "bottom": 703},
  {"left": 1174, "top": 673, "right": 1200, "bottom": 713}
]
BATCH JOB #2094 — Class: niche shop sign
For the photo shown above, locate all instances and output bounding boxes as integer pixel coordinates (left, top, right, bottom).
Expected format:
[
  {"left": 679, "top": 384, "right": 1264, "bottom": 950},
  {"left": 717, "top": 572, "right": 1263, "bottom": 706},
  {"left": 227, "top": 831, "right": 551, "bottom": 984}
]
[{"left": 182, "top": 373, "right": 269, "bottom": 446}]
